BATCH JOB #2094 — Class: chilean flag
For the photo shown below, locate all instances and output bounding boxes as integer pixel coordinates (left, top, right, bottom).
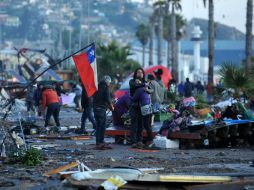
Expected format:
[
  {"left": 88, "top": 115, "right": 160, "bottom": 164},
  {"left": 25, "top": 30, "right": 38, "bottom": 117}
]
[{"left": 72, "top": 44, "right": 98, "bottom": 97}]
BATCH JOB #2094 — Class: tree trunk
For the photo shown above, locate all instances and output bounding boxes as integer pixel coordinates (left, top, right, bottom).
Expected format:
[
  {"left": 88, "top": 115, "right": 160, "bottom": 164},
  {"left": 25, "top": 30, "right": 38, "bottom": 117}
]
[
  {"left": 245, "top": 0, "right": 253, "bottom": 74},
  {"left": 158, "top": 14, "right": 163, "bottom": 65},
  {"left": 171, "top": 7, "right": 178, "bottom": 81},
  {"left": 167, "top": 40, "right": 171, "bottom": 69},
  {"left": 207, "top": 0, "right": 215, "bottom": 96},
  {"left": 142, "top": 45, "right": 145, "bottom": 68},
  {"left": 149, "top": 22, "right": 154, "bottom": 66}
]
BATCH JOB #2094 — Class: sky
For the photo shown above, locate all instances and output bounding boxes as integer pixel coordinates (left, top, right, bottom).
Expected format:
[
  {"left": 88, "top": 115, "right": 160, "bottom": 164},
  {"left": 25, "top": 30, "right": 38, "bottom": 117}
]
[{"left": 132, "top": 0, "right": 248, "bottom": 33}]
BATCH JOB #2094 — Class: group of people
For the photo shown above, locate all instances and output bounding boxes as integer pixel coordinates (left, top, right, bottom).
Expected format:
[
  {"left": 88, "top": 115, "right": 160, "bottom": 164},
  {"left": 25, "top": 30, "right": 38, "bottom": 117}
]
[
  {"left": 24, "top": 67, "right": 207, "bottom": 150},
  {"left": 176, "top": 79, "right": 205, "bottom": 98}
]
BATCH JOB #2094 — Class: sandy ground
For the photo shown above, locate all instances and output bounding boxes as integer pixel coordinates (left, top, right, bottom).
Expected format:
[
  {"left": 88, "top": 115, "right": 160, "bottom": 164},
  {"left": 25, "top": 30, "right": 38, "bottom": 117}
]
[{"left": 0, "top": 108, "right": 254, "bottom": 190}]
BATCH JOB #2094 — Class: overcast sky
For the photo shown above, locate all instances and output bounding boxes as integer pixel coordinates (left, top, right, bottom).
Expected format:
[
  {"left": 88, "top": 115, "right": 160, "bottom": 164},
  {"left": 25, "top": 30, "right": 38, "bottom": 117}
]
[{"left": 133, "top": 0, "right": 249, "bottom": 33}]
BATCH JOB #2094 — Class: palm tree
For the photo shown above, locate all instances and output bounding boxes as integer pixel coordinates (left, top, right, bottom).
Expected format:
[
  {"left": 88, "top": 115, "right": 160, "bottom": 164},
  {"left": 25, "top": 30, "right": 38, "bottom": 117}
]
[
  {"left": 149, "top": 14, "right": 155, "bottom": 66},
  {"left": 219, "top": 62, "right": 254, "bottom": 98},
  {"left": 203, "top": 0, "right": 215, "bottom": 96},
  {"left": 154, "top": 0, "right": 166, "bottom": 65},
  {"left": 97, "top": 41, "right": 139, "bottom": 80},
  {"left": 136, "top": 24, "right": 149, "bottom": 67},
  {"left": 245, "top": 0, "right": 253, "bottom": 74},
  {"left": 168, "top": 0, "right": 182, "bottom": 82},
  {"left": 163, "top": 14, "right": 186, "bottom": 69}
]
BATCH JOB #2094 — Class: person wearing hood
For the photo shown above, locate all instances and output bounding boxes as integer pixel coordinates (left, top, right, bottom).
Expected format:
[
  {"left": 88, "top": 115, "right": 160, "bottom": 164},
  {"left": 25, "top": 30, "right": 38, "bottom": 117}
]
[
  {"left": 42, "top": 85, "right": 61, "bottom": 130},
  {"left": 93, "top": 75, "right": 114, "bottom": 150}
]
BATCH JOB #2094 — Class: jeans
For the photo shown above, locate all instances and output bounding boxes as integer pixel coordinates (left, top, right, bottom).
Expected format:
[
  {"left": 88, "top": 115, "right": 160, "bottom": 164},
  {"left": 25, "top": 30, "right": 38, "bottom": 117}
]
[
  {"left": 94, "top": 107, "right": 107, "bottom": 145},
  {"left": 81, "top": 105, "right": 96, "bottom": 132},
  {"left": 130, "top": 106, "right": 142, "bottom": 144},
  {"left": 26, "top": 100, "right": 34, "bottom": 112},
  {"left": 44, "top": 103, "right": 60, "bottom": 127},
  {"left": 130, "top": 106, "right": 153, "bottom": 144}
]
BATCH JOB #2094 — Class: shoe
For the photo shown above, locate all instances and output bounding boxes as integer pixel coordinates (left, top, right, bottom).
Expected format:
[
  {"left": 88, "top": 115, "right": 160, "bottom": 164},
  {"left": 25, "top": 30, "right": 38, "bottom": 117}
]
[
  {"left": 146, "top": 141, "right": 154, "bottom": 147},
  {"left": 136, "top": 142, "right": 145, "bottom": 149},
  {"left": 102, "top": 143, "right": 113, "bottom": 149},
  {"left": 95, "top": 143, "right": 107, "bottom": 150}
]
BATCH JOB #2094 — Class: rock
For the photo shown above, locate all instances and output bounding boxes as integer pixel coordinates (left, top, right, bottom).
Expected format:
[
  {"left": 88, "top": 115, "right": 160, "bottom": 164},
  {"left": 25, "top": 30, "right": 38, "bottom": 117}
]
[
  {"left": 0, "top": 181, "right": 15, "bottom": 187},
  {"left": 111, "top": 157, "right": 116, "bottom": 162},
  {"left": 216, "top": 152, "right": 226, "bottom": 156},
  {"left": 85, "top": 155, "right": 95, "bottom": 159},
  {"left": 172, "top": 168, "right": 177, "bottom": 173}
]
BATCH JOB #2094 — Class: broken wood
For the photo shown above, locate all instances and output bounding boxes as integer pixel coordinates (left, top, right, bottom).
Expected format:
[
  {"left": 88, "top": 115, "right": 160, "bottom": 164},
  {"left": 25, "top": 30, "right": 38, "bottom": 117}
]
[
  {"left": 44, "top": 161, "right": 79, "bottom": 177},
  {"left": 159, "top": 175, "right": 232, "bottom": 183},
  {"left": 36, "top": 135, "right": 92, "bottom": 140}
]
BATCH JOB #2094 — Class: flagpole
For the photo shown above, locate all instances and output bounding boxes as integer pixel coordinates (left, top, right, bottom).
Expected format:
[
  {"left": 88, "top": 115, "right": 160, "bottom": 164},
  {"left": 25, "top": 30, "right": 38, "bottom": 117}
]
[{"left": 2, "top": 42, "right": 95, "bottom": 120}]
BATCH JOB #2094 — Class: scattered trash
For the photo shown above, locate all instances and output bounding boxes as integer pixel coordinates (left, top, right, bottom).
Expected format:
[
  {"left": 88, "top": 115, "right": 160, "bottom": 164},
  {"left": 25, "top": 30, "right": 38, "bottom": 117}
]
[
  {"left": 32, "top": 144, "right": 59, "bottom": 150},
  {"left": 71, "top": 172, "right": 92, "bottom": 181},
  {"left": 101, "top": 175, "right": 127, "bottom": 190},
  {"left": 111, "top": 157, "right": 116, "bottom": 162},
  {"left": 44, "top": 161, "right": 79, "bottom": 177},
  {"left": 153, "top": 136, "right": 179, "bottom": 149}
]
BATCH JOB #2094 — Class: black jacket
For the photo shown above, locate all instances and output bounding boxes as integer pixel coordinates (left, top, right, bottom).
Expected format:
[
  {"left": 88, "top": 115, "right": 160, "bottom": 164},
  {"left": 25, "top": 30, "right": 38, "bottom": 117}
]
[
  {"left": 93, "top": 81, "right": 112, "bottom": 109},
  {"left": 81, "top": 87, "right": 92, "bottom": 108}
]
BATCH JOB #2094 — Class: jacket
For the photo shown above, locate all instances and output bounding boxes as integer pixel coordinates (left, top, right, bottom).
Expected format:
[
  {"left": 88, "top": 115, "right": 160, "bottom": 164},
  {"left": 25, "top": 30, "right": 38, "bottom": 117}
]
[
  {"left": 93, "top": 81, "right": 112, "bottom": 109},
  {"left": 42, "top": 89, "right": 60, "bottom": 111},
  {"left": 114, "top": 92, "right": 131, "bottom": 115},
  {"left": 149, "top": 80, "right": 163, "bottom": 104},
  {"left": 132, "top": 87, "right": 151, "bottom": 107},
  {"left": 129, "top": 78, "right": 145, "bottom": 97},
  {"left": 81, "top": 87, "right": 93, "bottom": 108}
]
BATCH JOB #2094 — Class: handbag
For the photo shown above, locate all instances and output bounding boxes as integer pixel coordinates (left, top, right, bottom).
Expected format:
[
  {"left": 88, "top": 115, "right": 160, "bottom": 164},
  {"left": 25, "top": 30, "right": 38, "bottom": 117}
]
[{"left": 140, "top": 104, "right": 153, "bottom": 116}]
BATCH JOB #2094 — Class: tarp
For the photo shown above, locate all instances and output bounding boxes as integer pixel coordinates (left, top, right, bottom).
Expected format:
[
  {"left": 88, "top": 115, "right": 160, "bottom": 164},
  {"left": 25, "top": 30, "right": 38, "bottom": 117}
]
[{"left": 61, "top": 93, "right": 76, "bottom": 107}]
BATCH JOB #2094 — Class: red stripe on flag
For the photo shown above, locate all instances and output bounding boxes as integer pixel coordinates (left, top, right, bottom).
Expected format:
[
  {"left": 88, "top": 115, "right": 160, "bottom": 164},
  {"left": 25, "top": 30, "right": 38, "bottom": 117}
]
[{"left": 72, "top": 52, "right": 97, "bottom": 97}]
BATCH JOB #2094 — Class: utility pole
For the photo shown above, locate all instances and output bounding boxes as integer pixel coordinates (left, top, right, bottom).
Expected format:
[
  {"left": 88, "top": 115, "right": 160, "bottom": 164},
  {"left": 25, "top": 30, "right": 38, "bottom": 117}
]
[
  {"left": 87, "top": 0, "right": 90, "bottom": 43},
  {"left": 79, "top": 3, "right": 83, "bottom": 49}
]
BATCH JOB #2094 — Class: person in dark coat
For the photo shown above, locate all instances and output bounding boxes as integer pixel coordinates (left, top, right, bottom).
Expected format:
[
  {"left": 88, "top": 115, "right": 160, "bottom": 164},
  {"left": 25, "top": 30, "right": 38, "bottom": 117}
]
[
  {"left": 184, "top": 78, "right": 193, "bottom": 97},
  {"left": 80, "top": 85, "right": 96, "bottom": 134},
  {"left": 93, "top": 75, "right": 113, "bottom": 150},
  {"left": 33, "top": 83, "right": 44, "bottom": 116},
  {"left": 129, "top": 68, "right": 153, "bottom": 149},
  {"left": 178, "top": 81, "right": 185, "bottom": 97},
  {"left": 196, "top": 81, "right": 204, "bottom": 95},
  {"left": 26, "top": 84, "right": 35, "bottom": 113}
]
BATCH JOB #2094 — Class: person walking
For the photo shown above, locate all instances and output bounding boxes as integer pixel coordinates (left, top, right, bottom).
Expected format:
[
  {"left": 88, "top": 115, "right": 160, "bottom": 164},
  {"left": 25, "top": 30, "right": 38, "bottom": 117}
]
[
  {"left": 184, "top": 78, "right": 193, "bottom": 98},
  {"left": 177, "top": 81, "right": 185, "bottom": 97},
  {"left": 42, "top": 85, "right": 61, "bottom": 131},
  {"left": 26, "top": 84, "right": 35, "bottom": 114},
  {"left": 93, "top": 76, "right": 114, "bottom": 150},
  {"left": 34, "top": 83, "right": 43, "bottom": 116},
  {"left": 80, "top": 84, "right": 96, "bottom": 134}
]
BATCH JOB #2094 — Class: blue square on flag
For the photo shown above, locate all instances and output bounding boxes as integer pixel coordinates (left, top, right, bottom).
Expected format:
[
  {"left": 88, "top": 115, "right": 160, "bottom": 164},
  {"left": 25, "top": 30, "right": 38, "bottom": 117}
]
[{"left": 86, "top": 45, "right": 95, "bottom": 64}]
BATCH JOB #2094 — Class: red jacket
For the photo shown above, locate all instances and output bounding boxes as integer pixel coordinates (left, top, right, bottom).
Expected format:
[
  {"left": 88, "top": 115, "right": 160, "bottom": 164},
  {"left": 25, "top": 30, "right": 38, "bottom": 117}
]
[{"left": 42, "top": 89, "right": 60, "bottom": 111}]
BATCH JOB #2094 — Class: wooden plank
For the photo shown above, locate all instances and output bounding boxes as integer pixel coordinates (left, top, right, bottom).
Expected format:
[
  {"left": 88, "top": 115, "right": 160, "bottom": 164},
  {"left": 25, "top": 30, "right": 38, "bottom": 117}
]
[
  {"left": 159, "top": 175, "right": 232, "bottom": 183},
  {"left": 44, "top": 161, "right": 79, "bottom": 177},
  {"left": 168, "top": 132, "right": 202, "bottom": 140},
  {"left": 36, "top": 135, "right": 92, "bottom": 140}
]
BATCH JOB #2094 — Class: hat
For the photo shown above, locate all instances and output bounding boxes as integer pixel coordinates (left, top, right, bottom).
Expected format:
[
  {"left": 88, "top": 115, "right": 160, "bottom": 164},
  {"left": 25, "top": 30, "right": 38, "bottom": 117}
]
[
  {"left": 44, "top": 84, "right": 53, "bottom": 89},
  {"left": 103, "top": 75, "right": 112, "bottom": 83}
]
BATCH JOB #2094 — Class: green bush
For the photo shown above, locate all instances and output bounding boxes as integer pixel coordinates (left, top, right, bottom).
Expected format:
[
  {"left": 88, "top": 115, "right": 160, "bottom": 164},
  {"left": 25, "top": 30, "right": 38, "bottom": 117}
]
[{"left": 21, "top": 148, "right": 43, "bottom": 166}]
